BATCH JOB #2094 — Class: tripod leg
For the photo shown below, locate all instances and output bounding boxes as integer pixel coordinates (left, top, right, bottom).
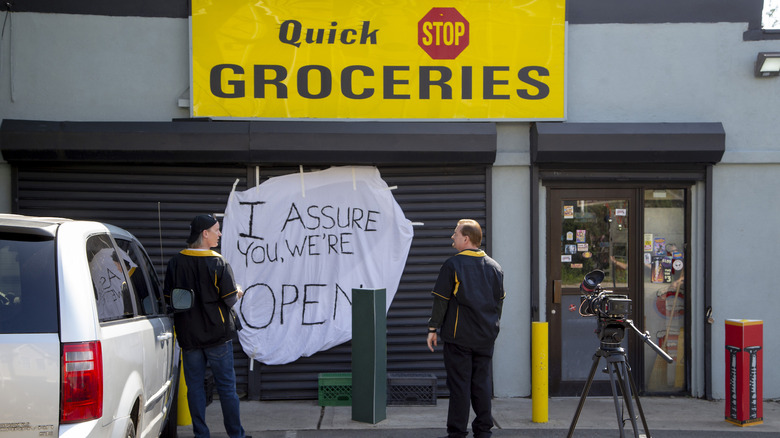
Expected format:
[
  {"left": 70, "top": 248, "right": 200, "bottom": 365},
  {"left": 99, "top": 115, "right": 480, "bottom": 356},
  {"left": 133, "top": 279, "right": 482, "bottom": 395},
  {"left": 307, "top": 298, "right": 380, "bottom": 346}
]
[
  {"left": 567, "top": 352, "right": 603, "bottom": 438},
  {"left": 613, "top": 361, "right": 641, "bottom": 438},
  {"left": 606, "top": 361, "right": 626, "bottom": 438},
  {"left": 624, "top": 362, "right": 652, "bottom": 437}
]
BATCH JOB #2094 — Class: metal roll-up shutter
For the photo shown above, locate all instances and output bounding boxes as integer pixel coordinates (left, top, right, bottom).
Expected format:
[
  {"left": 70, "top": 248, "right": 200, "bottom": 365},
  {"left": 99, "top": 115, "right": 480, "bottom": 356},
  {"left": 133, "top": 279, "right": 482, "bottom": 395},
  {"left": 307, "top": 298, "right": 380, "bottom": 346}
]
[
  {"left": 14, "top": 163, "right": 489, "bottom": 400},
  {"left": 14, "top": 164, "right": 248, "bottom": 273},
  {"left": 251, "top": 165, "right": 489, "bottom": 400},
  {"left": 13, "top": 164, "right": 255, "bottom": 395},
  {"left": 384, "top": 165, "right": 489, "bottom": 398}
]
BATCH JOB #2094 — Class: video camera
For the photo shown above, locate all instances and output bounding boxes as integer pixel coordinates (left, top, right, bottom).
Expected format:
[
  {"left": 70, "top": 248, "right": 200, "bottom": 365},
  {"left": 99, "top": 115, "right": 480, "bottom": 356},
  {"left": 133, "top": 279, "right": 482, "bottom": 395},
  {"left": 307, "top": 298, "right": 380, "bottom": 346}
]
[
  {"left": 578, "top": 269, "right": 632, "bottom": 319},
  {"left": 568, "top": 270, "right": 673, "bottom": 438}
]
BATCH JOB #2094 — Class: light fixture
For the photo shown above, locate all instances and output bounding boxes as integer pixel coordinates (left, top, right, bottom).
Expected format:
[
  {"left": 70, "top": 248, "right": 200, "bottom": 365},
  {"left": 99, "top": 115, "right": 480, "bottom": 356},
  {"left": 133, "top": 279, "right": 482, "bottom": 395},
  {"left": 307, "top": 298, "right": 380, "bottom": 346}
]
[{"left": 755, "top": 52, "right": 780, "bottom": 77}]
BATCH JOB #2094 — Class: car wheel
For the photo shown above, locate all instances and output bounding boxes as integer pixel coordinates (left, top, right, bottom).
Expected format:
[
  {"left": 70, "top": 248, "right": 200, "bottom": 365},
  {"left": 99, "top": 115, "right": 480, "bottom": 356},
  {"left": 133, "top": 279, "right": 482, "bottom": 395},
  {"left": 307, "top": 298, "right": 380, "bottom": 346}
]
[{"left": 125, "top": 417, "right": 136, "bottom": 438}]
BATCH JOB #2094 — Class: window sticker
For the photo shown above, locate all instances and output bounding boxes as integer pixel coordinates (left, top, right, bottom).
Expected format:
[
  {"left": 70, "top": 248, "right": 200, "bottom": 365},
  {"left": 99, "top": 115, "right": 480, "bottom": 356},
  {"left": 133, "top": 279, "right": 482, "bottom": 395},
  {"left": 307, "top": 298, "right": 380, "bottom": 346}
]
[
  {"left": 644, "top": 234, "right": 653, "bottom": 252},
  {"left": 653, "top": 237, "right": 666, "bottom": 255},
  {"left": 651, "top": 256, "right": 664, "bottom": 283},
  {"left": 663, "top": 269, "right": 673, "bottom": 283}
]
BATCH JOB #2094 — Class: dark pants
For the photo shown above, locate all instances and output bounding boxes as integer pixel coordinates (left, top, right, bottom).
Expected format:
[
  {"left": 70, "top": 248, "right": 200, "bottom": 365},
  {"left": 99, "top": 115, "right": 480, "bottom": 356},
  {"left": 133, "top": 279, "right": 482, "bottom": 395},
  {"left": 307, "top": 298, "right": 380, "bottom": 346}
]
[
  {"left": 443, "top": 342, "right": 495, "bottom": 438},
  {"left": 182, "top": 340, "right": 246, "bottom": 438}
]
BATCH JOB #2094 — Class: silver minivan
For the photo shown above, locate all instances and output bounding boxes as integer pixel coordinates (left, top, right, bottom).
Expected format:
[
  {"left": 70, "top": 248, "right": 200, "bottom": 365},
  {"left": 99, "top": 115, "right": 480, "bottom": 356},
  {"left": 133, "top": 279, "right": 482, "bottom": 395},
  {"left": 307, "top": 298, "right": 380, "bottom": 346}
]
[{"left": 0, "top": 214, "right": 180, "bottom": 437}]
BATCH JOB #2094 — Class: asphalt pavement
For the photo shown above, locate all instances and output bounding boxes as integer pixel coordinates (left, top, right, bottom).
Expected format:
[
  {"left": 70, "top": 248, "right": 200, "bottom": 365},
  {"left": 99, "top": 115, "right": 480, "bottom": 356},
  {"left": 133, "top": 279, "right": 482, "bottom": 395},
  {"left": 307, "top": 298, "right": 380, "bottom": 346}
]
[{"left": 176, "top": 396, "right": 780, "bottom": 437}]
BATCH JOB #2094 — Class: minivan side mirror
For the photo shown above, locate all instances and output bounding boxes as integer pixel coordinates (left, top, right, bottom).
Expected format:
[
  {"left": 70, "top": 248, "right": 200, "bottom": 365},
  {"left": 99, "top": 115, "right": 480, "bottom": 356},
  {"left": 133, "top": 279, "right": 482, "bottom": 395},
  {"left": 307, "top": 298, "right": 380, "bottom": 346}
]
[{"left": 170, "top": 288, "right": 194, "bottom": 312}]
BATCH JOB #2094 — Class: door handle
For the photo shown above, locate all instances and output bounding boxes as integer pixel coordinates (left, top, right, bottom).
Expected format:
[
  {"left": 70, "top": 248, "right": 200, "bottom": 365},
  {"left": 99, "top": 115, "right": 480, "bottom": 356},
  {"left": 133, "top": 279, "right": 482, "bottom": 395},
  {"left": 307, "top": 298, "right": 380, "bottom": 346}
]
[
  {"left": 553, "top": 280, "right": 561, "bottom": 304},
  {"left": 157, "top": 332, "right": 173, "bottom": 342}
]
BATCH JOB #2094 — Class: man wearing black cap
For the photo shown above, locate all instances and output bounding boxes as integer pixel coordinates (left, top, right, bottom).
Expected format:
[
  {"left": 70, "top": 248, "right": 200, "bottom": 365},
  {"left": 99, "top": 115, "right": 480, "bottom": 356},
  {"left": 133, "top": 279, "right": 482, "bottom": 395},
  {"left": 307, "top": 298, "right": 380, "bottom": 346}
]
[{"left": 164, "top": 214, "right": 248, "bottom": 438}]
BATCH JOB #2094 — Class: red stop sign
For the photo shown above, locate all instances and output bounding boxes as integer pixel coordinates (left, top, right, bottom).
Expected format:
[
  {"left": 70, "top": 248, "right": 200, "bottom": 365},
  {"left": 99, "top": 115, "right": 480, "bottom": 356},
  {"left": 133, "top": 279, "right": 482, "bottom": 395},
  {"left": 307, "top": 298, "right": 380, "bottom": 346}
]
[{"left": 418, "top": 8, "right": 469, "bottom": 60}]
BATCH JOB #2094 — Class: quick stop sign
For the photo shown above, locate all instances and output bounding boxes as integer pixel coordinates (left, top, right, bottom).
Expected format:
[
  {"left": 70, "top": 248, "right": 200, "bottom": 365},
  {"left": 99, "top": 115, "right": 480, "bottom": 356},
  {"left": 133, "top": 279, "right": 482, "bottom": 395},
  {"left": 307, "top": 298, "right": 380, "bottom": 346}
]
[
  {"left": 418, "top": 7, "right": 469, "bottom": 60},
  {"left": 193, "top": 0, "right": 567, "bottom": 120}
]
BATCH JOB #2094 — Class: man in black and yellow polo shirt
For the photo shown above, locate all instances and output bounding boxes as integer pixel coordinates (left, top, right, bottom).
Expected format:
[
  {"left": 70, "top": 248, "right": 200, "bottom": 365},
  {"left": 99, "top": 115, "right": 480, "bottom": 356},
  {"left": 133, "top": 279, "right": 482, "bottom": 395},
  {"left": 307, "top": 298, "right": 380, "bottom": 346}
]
[
  {"left": 427, "top": 219, "right": 505, "bottom": 438},
  {"left": 164, "top": 214, "right": 249, "bottom": 438}
]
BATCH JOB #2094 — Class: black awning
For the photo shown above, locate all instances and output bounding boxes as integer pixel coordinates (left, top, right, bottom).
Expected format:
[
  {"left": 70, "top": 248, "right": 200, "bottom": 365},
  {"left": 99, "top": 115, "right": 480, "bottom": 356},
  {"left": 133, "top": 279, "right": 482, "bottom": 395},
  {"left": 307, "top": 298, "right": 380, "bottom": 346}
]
[
  {"left": 0, "top": 119, "right": 496, "bottom": 165},
  {"left": 531, "top": 122, "right": 725, "bottom": 165}
]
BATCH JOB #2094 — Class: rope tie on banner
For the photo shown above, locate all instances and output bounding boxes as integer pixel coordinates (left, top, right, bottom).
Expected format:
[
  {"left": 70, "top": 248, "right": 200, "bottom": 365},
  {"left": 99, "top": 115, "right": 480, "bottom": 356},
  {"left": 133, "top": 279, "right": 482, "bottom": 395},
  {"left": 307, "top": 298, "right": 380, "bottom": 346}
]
[
  {"left": 299, "top": 165, "right": 306, "bottom": 198},
  {"left": 217, "top": 179, "right": 241, "bottom": 220}
]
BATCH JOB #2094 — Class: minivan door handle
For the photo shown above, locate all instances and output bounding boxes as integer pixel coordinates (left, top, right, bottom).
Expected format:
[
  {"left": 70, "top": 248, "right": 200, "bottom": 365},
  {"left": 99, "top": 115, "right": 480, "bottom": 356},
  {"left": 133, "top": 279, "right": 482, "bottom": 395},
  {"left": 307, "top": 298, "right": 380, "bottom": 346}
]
[{"left": 157, "top": 332, "right": 173, "bottom": 342}]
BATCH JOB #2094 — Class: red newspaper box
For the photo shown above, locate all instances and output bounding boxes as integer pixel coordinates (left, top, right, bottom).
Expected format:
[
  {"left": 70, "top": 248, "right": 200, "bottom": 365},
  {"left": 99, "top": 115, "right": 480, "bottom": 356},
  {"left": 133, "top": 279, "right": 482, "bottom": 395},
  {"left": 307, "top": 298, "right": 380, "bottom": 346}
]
[{"left": 724, "top": 319, "right": 763, "bottom": 426}]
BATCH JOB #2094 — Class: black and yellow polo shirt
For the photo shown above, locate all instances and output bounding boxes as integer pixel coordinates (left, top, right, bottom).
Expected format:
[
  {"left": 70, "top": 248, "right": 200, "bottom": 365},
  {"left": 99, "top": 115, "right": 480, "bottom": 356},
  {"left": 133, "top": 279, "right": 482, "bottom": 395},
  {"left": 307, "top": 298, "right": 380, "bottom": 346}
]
[
  {"left": 430, "top": 249, "right": 505, "bottom": 348},
  {"left": 163, "top": 249, "right": 239, "bottom": 350}
]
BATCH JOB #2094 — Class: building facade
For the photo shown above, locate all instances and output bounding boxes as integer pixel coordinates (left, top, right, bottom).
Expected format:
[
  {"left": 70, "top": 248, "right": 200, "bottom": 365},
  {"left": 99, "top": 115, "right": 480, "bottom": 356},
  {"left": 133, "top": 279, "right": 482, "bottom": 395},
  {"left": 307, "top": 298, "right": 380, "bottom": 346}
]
[{"left": 1, "top": 1, "right": 778, "bottom": 401}]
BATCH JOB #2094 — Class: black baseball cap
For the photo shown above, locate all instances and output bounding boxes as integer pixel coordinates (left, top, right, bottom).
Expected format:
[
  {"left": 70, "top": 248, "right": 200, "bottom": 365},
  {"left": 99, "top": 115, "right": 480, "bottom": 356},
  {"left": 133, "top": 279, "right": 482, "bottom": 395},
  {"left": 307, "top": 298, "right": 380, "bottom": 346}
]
[{"left": 186, "top": 214, "right": 218, "bottom": 244}]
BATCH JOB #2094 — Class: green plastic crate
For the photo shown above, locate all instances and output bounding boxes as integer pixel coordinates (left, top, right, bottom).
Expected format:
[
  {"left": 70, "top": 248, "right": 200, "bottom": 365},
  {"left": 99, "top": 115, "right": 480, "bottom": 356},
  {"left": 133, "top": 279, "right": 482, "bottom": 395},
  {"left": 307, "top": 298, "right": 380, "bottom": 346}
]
[{"left": 318, "top": 372, "right": 352, "bottom": 406}]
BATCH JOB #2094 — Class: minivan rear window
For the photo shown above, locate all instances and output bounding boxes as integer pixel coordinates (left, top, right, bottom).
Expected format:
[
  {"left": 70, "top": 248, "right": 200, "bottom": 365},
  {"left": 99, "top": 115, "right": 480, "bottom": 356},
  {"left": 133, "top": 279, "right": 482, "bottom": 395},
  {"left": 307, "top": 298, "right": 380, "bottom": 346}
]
[{"left": 0, "top": 234, "right": 58, "bottom": 334}]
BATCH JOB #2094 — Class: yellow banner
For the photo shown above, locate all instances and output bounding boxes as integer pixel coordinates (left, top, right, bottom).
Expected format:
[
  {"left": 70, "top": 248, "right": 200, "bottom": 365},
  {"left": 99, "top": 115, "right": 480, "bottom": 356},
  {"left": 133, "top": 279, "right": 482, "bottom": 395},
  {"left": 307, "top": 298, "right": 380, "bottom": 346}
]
[{"left": 191, "top": 0, "right": 566, "bottom": 120}]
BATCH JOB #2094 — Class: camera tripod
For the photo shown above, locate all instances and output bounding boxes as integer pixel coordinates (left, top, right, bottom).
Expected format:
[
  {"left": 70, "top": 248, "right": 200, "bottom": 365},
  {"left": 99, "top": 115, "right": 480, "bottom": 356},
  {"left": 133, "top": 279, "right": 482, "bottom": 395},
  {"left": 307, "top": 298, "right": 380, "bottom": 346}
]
[{"left": 567, "top": 318, "right": 673, "bottom": 438}]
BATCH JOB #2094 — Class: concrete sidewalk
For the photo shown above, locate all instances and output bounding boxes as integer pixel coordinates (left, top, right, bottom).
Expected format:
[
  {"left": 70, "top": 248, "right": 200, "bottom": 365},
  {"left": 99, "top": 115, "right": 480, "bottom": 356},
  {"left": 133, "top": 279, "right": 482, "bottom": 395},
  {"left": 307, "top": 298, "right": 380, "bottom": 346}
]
[{"left": 176, "top": 396, "right": 780, "bottom": 437}]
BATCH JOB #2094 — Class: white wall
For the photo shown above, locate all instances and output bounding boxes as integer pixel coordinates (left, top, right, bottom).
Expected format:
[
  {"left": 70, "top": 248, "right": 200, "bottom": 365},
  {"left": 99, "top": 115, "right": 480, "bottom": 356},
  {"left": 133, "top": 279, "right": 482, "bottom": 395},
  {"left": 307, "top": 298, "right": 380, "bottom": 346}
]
[
  {"left": 0, "top": 13, "right": 189, "bottom": 121},
  {"left": 567, "top": 23, "right": 780, "bottom": 144},
  {"left": 710, "top": 164, "right": 780, "bottom": 399},
  {"left": 491, "top": 123, "right": 532, "bottom": 397}
]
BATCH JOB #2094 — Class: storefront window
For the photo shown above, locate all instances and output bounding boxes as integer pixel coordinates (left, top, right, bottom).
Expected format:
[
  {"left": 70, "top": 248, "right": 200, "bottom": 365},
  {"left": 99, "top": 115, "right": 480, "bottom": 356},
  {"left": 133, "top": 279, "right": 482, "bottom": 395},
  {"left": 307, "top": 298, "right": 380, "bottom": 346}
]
[
  {"left": 642, "top": 189, "right": 686, "bottom": 393},
  {"left": 560, "top": 199, "right": 629, "bottom": 289}
]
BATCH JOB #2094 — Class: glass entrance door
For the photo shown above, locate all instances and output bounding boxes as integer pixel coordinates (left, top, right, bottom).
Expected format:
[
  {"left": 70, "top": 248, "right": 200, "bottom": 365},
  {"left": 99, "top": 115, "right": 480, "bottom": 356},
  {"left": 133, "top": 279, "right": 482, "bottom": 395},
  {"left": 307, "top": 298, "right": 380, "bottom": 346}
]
[
  {"left": 548, "top": 189, "right": 637, "bottom": 396},
  {"left": 547, "top": 187, "right": 689, "bottom": 396},
  {"left": 641, "top": 189, "right": 687, "bottom": 393}
]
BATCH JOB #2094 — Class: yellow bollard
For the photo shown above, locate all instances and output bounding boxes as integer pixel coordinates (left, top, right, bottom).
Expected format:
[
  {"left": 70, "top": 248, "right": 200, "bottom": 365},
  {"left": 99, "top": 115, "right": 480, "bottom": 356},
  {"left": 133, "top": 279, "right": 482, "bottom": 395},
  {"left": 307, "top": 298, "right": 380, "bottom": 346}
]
[
  {"left": 531, "top": 321, "right": 548, "bottom": 423},
  {"left": 177, "top": 357, "right": 192, "bottom": 426}
]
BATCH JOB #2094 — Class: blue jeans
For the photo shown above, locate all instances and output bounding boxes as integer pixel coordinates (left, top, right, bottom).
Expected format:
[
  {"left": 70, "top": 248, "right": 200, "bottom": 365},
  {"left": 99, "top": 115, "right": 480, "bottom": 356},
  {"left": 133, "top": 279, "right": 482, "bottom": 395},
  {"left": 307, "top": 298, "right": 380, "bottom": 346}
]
[{"left": 182, "top": 340, "right": 246, "bottom": 438}]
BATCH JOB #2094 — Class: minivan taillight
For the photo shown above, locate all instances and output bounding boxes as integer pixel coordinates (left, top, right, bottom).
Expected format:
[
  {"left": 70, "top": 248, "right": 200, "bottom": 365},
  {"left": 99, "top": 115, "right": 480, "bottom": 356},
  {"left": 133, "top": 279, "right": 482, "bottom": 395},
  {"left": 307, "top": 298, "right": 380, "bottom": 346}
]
[{"left": 61, "top": 341, "right": 103, "bottom": 423}]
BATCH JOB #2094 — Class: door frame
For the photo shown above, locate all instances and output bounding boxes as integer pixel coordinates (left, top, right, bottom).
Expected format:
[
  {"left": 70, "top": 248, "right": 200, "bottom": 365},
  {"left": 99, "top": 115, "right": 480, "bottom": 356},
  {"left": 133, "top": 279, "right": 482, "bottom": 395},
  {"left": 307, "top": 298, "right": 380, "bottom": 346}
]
[
  {"left": 530, "top": 120, "right": 724, "bottom": 398},
  {"left": 546, "top": 187, "right": 643, "bottom": 396}
]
